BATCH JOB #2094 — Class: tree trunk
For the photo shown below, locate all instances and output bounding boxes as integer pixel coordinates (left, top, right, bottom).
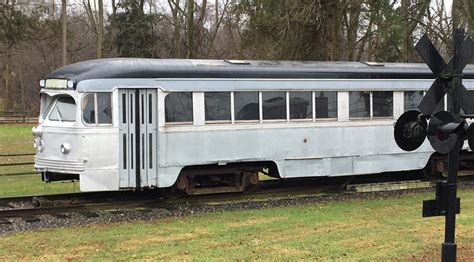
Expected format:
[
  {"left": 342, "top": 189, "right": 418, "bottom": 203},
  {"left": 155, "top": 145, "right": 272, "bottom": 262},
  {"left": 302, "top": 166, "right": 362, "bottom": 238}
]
[
  {"left": 61, "top": 0, "right": 67, "bottom": 66},
  {"left": 463, "top": 0, "right": 474, "bottom": 34},
  {"left": 168, "top": 0, "right": 182, "bottom": 57},
  {"left": 196, "top": 0, "right": 207, "bottom": 57},
  {"left": 186, "top": 0, "right": 195, "bottom": 58},
  {"left": 400, "top": 0, "right": 410, "bottom": 62},
  {"left": 19, "top": 65, "right": 25, "bottom": 113},
  {"left": 320, "top": 0, "right": 341, "bottom": 61},
  {"left": 111, "top": 0, "right": 117, "bottom": 16},
  {"left": 4, "top": 58, "right": 10, "bottom": 110},
  {"left": 97, "top": 0, "right": 104, "bottom": 58},
  {"left": 215, "top": 0, "right": 218, "bottom": 26},
  {"left": 347, "top": 1, "right": 361, "bottom": 61}
]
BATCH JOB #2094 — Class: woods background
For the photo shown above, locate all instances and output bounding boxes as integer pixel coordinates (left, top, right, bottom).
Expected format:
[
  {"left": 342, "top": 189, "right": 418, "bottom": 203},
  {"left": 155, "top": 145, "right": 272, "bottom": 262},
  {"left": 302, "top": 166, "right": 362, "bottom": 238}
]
[{"left": 0, "top": 0, "right": 473, "bottom": 114}]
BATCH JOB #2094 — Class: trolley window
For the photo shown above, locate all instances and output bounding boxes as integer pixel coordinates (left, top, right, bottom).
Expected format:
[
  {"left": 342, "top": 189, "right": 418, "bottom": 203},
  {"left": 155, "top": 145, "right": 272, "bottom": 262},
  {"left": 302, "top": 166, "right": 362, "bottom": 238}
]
[
  {"left": 97, "top": 93, "right": 112, "bottom": 124},
  {"left": 82, "top": 93, "right": 112, "bottom": 125},
  {"left": 373, "top": 91, "right": 393, "bottom": 117},
  {"left": 262, "top": 91, "right": 286, "bottom": 120},
  {"left": 48, "top": 96, "right": 76, "bottom": 122},
  {"left": 234, "top": 92, "right": 259, "bottom": 121},
  {"left": 349, "top": 91, "right": 370, "bottom": 118},
  {"left": 289, "top": 92, "right": 312, "bottom": 120},
  {"left": 205, "top": 92, "right": 231, "bottom": 121},
  {"left": 165, "top": 92, "right": 193, "bottom": 123},
  {"left": 83, "top": 94, "right": 95, "bottom": 124},
  {"left": 40, "top": 94, "right": 55, "bottom": 120},
  {"left": 315, "top": 91, "right": 337, "bottom": 118},
  {"left": 350, "top": 91, "right": 393, "bottom": 118},
  {"left": 404, "top": 91, "right": 424, "bottom": 111}
]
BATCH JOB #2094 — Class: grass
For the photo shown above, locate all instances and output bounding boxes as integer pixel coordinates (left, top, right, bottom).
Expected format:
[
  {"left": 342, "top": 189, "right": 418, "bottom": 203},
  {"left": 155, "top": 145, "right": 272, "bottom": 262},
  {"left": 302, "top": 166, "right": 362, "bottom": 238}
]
[
  {"left": 0, "top": 124, "right": 75, "bottom": 196},
  {"left": 0, "top": 174, "right": 79, "bottom": 197},
  {"left": 0, "top": 124, "right": 35, "bottom": 154},
  {"left": 1, "top": 189, "right": 474, "bottom": 260}
]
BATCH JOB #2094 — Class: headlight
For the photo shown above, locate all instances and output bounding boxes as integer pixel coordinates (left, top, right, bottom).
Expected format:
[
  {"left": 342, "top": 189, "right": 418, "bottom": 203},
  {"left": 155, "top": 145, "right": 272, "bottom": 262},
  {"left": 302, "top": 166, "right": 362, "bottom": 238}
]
[
  {"left": 60, "top": 143, "right": 71, "bottom": 154},
  {"left": 38, "top": 139, "right": 44, "bottom": 152},
  {"left": 34, "top": 138, "right": 38, "bottom": 148},
  {"left": 32, "top": 126, "right": 43, "bottom": 137},
  {"left": 67, "top": 80, "right": 74, "bottom": 89}
]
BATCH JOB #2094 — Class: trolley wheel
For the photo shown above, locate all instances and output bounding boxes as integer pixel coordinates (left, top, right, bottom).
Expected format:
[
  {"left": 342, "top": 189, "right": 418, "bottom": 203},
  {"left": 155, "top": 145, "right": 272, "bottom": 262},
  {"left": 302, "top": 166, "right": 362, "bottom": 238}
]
[
  {"left": 244, "top": 183, "right": 258, "bottom": 193},
  {"left": 243, "top": 172, "right": 259, "bottom": 193}
]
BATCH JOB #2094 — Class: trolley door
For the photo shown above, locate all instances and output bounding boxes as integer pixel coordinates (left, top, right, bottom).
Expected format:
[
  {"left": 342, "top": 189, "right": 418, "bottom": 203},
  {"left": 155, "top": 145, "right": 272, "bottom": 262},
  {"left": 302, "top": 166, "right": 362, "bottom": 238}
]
[{"left": 119, "top": 89, "right": 157, "bottom": 189}]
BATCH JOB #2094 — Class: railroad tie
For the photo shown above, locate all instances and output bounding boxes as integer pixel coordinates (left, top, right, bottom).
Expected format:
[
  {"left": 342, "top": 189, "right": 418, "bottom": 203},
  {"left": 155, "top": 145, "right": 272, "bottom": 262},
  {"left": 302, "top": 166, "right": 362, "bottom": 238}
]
[
  {"left": 21, "top": 216, "right": 40, "bottom": 223},
  {"left": 79, "top": 211, "right": 99, "bottom": 218},
  {"left": 50, "top": 213, "right": 69, "bottom": 219}
]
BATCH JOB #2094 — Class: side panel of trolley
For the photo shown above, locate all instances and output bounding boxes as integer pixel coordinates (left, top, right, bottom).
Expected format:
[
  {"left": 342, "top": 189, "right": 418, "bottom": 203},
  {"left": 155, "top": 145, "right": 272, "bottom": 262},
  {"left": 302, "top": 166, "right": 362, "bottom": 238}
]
[{"left": 118, "top": 89, "right": 158, "bottom": 189}]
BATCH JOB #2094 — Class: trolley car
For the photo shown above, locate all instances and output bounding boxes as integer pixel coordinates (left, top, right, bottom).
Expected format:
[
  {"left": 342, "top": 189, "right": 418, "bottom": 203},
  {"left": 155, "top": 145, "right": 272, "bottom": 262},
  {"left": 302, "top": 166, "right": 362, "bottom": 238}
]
[{"left": 32, "top": 58, "right": 474, "bottom": 195}]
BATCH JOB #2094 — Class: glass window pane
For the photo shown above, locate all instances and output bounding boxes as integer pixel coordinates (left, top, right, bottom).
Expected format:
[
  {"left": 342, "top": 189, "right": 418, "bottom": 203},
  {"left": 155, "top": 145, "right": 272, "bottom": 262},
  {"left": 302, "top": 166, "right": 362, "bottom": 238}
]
[
  {"left": 373, "top": 91, "right": 393, "bottom": 117},
  {"left": 82, "top": 93, "right": 95, "bottom": 124},
  {"left": 234, "top": 92, "right": 259, "bottom": 121},
  {"left": 290, "top": 92, "right": 312, "bottom": 120},
  {"left": 165, "top": 92, "right": 193, "bottom": 122},
  {"left": 97, "top": 93, "right": 112, "bottom": 124},
  {"left": 49, "top": 96, "right": 76, "bottom": 122},
  {"left": 262, "top": 91, "right": 286, "bottom": 120},
  {"left": 404, "top": 91, "right": 424, "bottom": 111},
  {"left": 349, "top": 91, "right": 370, "bottom": 118},
  {"left": 41, "top": 94, "right": 54, "bottom": 119},
  {"left": 315, "top": 91, "right": 337, "bottom": 118},
  {"left": 205, "top": 92, "right": 231, "bottom": 121}
]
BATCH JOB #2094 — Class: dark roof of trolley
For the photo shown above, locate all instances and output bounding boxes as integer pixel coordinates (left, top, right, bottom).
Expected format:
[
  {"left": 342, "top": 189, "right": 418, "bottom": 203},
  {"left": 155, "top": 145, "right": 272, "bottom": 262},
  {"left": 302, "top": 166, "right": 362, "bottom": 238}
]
[{"left": 45, "top": 58, "right": 474, "bottom": 82}]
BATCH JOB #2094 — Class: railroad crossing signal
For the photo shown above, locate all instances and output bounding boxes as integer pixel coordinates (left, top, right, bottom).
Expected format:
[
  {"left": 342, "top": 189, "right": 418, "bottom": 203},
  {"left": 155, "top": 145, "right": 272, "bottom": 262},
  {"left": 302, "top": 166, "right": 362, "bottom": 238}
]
[
  {"left": 394, "top": 28, "right": 474, "bottom": 262},
  {"left": 416, "top": 33, "right": 474, "bottom": 116}
]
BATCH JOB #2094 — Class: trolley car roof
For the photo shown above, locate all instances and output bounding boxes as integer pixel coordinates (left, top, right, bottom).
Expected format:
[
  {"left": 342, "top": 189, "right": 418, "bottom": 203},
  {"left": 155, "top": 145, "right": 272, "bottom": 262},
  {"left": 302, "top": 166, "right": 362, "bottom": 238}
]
[{"left": 46, "top": 58, "right": 474, "bottom": 82}]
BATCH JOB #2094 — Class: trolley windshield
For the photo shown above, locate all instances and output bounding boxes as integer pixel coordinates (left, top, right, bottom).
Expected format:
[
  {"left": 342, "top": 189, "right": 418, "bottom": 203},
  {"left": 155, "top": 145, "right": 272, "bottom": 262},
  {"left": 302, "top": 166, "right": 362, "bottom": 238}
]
[{"left": 46, "top": 96, "right": 76, "bottom": 122}]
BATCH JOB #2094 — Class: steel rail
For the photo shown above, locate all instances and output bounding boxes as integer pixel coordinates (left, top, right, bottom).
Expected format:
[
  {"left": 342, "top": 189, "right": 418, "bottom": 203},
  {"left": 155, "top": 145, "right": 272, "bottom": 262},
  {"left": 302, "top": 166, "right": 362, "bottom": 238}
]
[
  {"left": 0, "top": 153, "right": 35, "bottom": 157},
  {"left": 0, "top": 171, "right": 39, "bottom": 177},
  {"left": 0, "top": 200, "right": 160, "bottom": 218},
  {"left": 1, "top": 176, "right": 474, "bottom": 222},
  {"left": 0, "top": 162, "right": 34, "bottom": 167}
]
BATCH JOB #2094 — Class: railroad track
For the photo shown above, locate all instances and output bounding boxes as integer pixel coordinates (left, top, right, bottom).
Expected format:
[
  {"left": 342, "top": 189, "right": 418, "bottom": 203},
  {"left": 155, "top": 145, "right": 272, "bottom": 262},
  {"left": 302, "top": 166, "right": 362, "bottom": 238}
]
[{"left": 1, "top": 175, "right": 474, "bottom": 229}]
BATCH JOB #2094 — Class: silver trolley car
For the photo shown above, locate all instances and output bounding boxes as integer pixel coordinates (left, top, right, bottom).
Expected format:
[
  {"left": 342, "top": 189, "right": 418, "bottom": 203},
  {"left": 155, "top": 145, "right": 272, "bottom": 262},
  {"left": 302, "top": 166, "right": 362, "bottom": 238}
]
[{"left": 32, "top": 58, "right": 474, "bottom": 195}]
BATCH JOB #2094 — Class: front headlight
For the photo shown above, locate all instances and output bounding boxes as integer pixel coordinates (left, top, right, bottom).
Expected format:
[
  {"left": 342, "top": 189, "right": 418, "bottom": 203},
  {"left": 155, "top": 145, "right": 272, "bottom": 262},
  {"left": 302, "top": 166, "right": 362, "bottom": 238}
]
[
  {"left": 32, "top": 126, "right": 43, "bottom": 137},
  {"left": 37, "top": 139, "right": 44, "bottom": 152}
]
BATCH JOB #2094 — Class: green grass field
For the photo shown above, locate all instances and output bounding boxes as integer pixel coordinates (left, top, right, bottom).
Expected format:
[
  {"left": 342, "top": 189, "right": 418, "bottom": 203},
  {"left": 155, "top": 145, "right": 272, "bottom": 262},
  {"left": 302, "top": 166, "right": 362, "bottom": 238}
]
[
  {"left": 0, "top": 190, "right": 474, "bottom": 260},
  {"left": 0, "top": 124, "right": 75, "bottom": 196},
  {"left": 1, "top": 124, "right": 474, "bottom": 260}
]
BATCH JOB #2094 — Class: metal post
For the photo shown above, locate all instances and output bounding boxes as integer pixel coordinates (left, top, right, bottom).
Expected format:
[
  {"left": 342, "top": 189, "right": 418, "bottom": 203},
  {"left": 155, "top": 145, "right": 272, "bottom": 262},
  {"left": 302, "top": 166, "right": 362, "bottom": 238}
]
[
  {"left": 441, "top": 27, "right": 464, "bottom": 262},
  {"left": 441, "top": 137, "right": 460, "bottom": 262}
]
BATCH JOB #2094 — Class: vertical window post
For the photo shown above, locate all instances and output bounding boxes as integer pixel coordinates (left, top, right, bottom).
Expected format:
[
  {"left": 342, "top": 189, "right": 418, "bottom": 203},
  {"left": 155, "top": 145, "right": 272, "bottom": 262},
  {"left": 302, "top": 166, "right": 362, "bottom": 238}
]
[
  {"left": 369, "top": 92, "right": 374, "bottom": 119},
  {"left": 230, "top": 92, "right": 235, "bottom": 124},
  {"left": 258, "top": 92, "right": 263, "bottom": 123},
  {"left": 193, "top": 92, "right": 205, "bottom": 125},
  {"left": 286, "top": 91, "right": 290, "bottom": 123},
  {"left": 312, "top": 92, "right": 316, "bottom": 122},
  {"left": 94, "top": 93, "right": 99, "bottom": 125}
]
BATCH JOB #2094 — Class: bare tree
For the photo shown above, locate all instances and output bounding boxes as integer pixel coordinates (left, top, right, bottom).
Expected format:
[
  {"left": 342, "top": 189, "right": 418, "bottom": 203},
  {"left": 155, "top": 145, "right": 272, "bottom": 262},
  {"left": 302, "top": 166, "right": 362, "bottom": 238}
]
[
  {"left": 186, "top": 0, "right": 195, "bottom": 58},
  {"left": 97, "top": 0, "right": 103, "bottom": 58},
  {"left": 61, "top": 0, "right": 67, "bottom": 65}
]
